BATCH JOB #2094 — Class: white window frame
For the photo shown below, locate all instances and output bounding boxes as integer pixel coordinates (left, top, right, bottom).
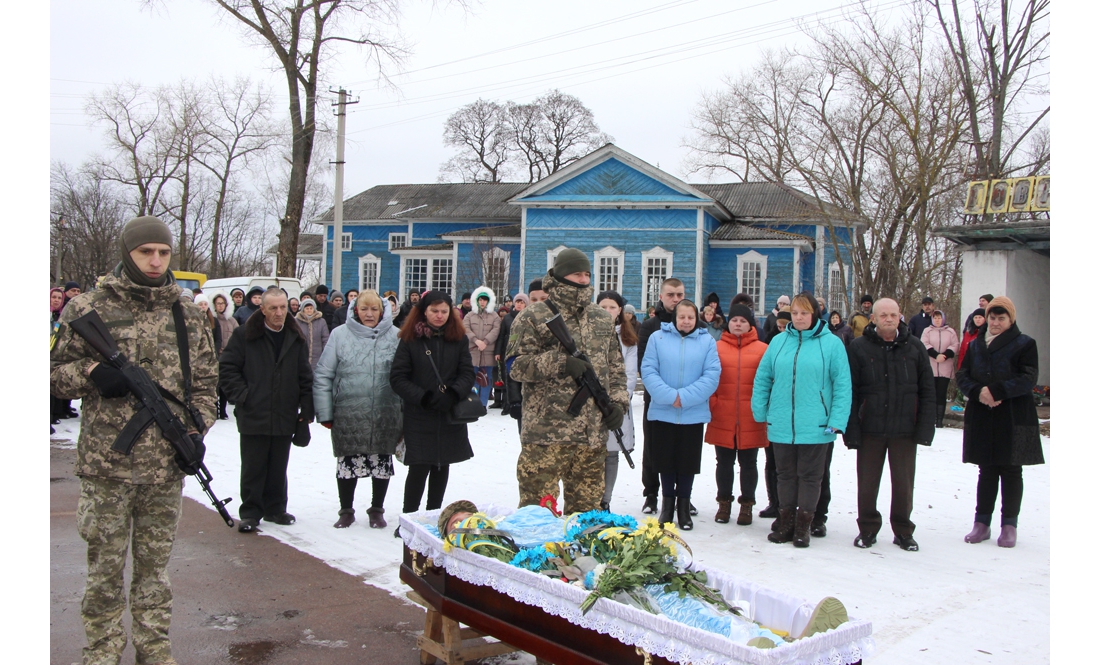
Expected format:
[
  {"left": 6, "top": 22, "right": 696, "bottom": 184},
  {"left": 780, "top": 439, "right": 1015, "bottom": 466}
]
[
  {"left": 340, "top": 232, "right": 352, "bottom": 252},
  {"left": 481, "top": 246, "right": 510, "bottom": 297},
  {"left": 432, "top": 257, "right": 454, "bottom": 296},
  {"left": 736, "top": 250, "right": 767, "bottom": 316},
  {"left": 641, "top": 246, "right": 674, "bottom": 312},
  {"left": 358, "top": 253, "right": 381, "bottom": 292},
  {"left": 828, "top": 260, "right": 849, "bottom": 317},
  {"left": 400, "top": 252, "right": 453, "bottom": 299},
  {"left": 546, "top": 245, "right": 569, "bottom": 271},
  {"left": 389, "top": 232, "right": 407, "bottom": 250},
  {"left": 594, "top": 246, "right": 625, "bottom": 296}
]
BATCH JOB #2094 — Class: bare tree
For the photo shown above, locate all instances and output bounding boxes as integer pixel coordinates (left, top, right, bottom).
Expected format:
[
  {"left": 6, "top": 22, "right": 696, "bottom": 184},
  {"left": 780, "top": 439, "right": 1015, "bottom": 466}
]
[
  {"left": 439, "top": 99, "right": 511, "bottom": 183},
  {"left": 51, "top": 162, "right": 130, "bottom": 288},
  {"left": 198, "top": 0, "right": 410, "bottom": 277}
]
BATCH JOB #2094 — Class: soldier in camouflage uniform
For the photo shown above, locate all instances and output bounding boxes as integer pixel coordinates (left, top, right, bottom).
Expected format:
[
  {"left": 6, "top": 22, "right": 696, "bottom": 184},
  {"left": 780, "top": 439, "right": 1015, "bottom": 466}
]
[
  {"left": 507, "top": 249, "right": 629, "bottom": 513},
  {"left": 50, "top": 216, "right": 218, "bottom": 665}
]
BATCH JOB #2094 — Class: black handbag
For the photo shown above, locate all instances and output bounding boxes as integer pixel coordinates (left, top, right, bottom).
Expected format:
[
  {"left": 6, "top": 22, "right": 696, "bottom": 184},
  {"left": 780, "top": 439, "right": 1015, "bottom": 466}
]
[{"left": 424, "top": 346, "right": 486, "bottom": 425}]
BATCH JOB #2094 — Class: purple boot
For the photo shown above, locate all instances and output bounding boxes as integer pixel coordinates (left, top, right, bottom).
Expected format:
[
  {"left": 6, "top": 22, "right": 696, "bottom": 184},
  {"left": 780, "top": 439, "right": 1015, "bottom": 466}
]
[
  {"left": 964, "top": 522, "right": 991, "bottom": 543},
  {"left": 997, "top": 525, "right": 1017, "bottom": 548}
]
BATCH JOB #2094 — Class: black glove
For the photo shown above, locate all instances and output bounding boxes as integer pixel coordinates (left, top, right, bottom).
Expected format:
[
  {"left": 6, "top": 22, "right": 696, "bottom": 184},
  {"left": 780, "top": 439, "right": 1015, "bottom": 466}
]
[
  {"left": 602, "top": 404, "right": 625, "bottom": 431},
  {"left": 564, "top": 356, "right": 592, "bottom": 380},
  {"left": 175, "top": 433, "right": 206, "bottom": 475},
  {"left": 842, "top": 434, "right": 859, "bottom": 450},
  {"left": 436, "top": 389, "right": 461, "bottom": 412},
  {"left": 89, "top": 364, "right": 129, "bottom": 399},
  {"left": 292, "top": 419, "right": 311, "bottom": 447}
]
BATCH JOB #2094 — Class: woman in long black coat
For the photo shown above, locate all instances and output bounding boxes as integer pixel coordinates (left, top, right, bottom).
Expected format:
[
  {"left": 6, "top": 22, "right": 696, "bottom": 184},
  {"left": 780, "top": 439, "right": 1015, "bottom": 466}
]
[
  {"left": 389, "top": 290, "right": 476, "bottom": 533},
  {"left": 954, "top": 296, "right": 1043, "bottom": 549}
]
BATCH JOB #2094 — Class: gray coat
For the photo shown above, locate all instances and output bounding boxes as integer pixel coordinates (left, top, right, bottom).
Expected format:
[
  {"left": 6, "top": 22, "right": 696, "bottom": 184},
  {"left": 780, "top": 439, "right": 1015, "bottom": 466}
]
[
  {"left": 295, "top": 310, "right": 330, "bottom": 369},
  {"left": 312, "top": 310, "right": 403, "bottom": 458}
]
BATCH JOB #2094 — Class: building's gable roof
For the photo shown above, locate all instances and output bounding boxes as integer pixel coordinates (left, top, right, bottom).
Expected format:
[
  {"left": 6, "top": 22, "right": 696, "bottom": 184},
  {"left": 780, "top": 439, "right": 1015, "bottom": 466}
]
[
  {"left": 316, "top": 183, "right": 528, "bottom": 222},
  {"left": 710, "top": 224, "right": 812, "bottom": 242},
  {"left": 694, "top": 182, "right": 857, "bottom": 225},
  {"left": 510, "top": 144, "right": 716, "bottom": 206}
]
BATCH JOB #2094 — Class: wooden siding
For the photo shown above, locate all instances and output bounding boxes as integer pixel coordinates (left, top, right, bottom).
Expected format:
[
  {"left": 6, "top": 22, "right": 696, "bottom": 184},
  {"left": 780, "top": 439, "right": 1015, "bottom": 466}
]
[
  {"left": 532, "top": 158, "right": 697, "bottom": 201},
  {"left": 707, "top": 246, "right": 796, "bottom": 317}
]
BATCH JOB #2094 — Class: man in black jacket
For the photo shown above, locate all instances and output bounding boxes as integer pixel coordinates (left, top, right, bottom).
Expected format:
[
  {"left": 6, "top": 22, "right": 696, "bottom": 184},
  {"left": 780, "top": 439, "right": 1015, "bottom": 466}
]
[
  {"left": 219, "top": 287, "right": 314, "bottom": 533},
  {"left": 233, "top": 286, "right": 264, "bottom": 326},
  {"left": 314, "top": 284, "right": 336, "bottom": 330},
  {"left": 394, "top": 290, "right": 420, "bottom": 329},
  {"left": 637, "top": 277, "right": 685, "bottom": 514},
  {"left": 845, "top": 298, "right": 936, "bottom": 552},
  {"left": 908, "top": 296, "right": 935, "bottom": 340}
]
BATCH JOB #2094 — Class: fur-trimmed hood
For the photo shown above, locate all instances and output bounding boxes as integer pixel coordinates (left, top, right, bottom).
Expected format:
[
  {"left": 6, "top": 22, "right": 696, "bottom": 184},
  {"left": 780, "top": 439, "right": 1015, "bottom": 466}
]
[{"left": 470, "top": 285, "right": 497, "bottom": 314}]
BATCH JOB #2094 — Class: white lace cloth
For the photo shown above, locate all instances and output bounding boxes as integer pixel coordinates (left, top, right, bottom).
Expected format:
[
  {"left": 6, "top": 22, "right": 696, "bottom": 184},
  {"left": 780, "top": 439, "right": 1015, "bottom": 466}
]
[{"left": 400, "top": 506, "right": 874, "bottom": 665}]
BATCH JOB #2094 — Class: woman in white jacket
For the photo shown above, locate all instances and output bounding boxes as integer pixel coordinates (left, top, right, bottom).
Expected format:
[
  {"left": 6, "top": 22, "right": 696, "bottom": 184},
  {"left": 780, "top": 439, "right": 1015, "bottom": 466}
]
[{"left": 597, "top": 291, "right": 638, "bottom": 511}]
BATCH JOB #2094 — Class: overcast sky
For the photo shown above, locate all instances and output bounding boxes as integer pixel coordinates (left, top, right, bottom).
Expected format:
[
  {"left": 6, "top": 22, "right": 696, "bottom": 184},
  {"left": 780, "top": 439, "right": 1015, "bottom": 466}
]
[{"left": 50, "top": 0, "right": 924, "bottom": 191}]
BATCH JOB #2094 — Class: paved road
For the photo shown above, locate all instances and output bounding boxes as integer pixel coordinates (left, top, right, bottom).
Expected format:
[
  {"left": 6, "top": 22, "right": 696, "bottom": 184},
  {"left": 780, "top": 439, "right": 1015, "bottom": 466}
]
[{"left": 50, "top": 446, "right": 430, "bottom": 665}]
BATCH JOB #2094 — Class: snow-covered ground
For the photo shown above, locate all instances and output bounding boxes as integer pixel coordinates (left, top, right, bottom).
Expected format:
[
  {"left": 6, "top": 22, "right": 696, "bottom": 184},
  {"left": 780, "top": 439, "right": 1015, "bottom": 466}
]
[{"left": 79, "top": 400, "right": 1046, "bottom": 664}]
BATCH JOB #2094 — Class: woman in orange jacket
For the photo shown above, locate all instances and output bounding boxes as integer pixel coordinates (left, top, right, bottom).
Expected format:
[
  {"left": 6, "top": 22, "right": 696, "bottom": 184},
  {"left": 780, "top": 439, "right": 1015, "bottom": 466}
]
[{"left": 705, "top": 304, "right": 770, "bottom": 525}]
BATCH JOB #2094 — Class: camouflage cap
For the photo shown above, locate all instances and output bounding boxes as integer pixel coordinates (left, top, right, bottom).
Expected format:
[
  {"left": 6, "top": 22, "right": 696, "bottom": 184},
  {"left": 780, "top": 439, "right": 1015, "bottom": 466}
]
[{"left": 437, "top": 499, "right": 479, "bottom": 535}]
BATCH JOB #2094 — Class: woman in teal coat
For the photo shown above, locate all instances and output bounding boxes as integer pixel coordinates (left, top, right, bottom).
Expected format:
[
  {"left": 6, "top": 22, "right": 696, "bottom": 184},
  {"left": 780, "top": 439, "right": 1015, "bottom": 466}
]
[{"left": 752, "top": 293, "right": 851, "bottom": 548}]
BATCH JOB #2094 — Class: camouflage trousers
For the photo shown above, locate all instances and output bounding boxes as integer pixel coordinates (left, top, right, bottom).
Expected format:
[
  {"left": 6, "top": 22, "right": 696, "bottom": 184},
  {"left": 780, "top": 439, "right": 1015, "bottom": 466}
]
[
  {"left": 516, "top": 443, "right": 605, "bottom": 514},
  {"left": 77, "top": 476, "right": 183, "bottom": 665}
]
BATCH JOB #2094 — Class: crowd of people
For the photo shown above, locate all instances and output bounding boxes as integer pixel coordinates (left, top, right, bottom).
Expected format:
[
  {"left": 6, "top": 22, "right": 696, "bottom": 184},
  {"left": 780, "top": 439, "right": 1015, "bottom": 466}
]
[{"left": 49, "top": 221, "right": 1044, "bottom": 664}]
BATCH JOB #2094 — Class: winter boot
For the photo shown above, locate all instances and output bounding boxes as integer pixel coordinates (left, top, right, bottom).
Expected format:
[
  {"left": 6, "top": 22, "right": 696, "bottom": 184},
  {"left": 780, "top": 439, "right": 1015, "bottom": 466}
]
[
  {"left": 641, "top": 495, "right": 658, "bottom": 515},
  {"left": 714, "top": 496, "right": 734, "bottom": 524},
  {"left": 759, "top": 504, "right": 779, "bottom": 519},
  {"left": 964, "top": 522, "right": 992, "bottom": 544},
  {"left": 793, "top": 509, "right": 815, "bottom": 548},
  {"left": 689, "top": 501, "right": 698, "bottom": 516},
  {"left": 810, "top": 518, "right": 827, "bottom": 538},
  {"left": 658, "top": 496, "right": 676, "bottom": 526},
  {"left": 736, "top": 497, "right": 755, "bottom": 526},
  {"left": 997, "top": 525, "right": 1017, "bottom": 548},
  {"left": 767, "top": 508, "right": 795, "bottom": 543},
  {"left": 333, "top": 509, "right": 355, "bottom": 529},
  {"left": 367, "top": 507, "right": 387, "bottom": 529},
  {"left": 676, "top": 497, "right": 694, "bottom": 531}
]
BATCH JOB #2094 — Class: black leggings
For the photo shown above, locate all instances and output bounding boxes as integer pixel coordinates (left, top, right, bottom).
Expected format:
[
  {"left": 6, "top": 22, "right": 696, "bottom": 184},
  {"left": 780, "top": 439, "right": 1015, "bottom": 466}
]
[
  {"left": 402, "top": 464, "right": 450, "bottom": 513},
  {"left": 714, "top": 447, "right": 759, "bottom": 502},
  {"left": 934, "top": 377, "right": 950, "bottom": 420},
  {"left": 337, "top": 477, "right": 389, "bottom": 510},
  {"left": 975, "top": 464, "right": 1023, "bottom": 527},
  {"left": 659, "top": 472, "right": 695, "bottom": 499}
]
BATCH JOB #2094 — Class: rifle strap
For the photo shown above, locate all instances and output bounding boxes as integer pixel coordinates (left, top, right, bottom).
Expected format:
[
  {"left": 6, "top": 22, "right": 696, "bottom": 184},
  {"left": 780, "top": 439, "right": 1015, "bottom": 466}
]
[{"left": 172, "top": 300, "right": 205, "bottom": 433}]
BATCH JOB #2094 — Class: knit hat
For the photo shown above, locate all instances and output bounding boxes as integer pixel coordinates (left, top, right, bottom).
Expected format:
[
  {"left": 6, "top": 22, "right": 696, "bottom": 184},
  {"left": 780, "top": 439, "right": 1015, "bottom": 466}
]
[
  {"left": 595, "top": 290, "right": 625, "bottom": 308},
  {"left": 528, "top": 279, "right": 543, "bottom": 293},
  {"left": 986, "top": 296, "right": 1016, "bottom": 324},
  {"left": 118, "top": 215, "right": 174, "bottom": 287},
  {"left": 179, "top": 288, "right": 194, "bottom": 301},
  {"left": 461, "top": 292, "right": 471, "bottom": 301},
  {"left": 437, "top": 500, "right": 479, "bottom": 535},
  {"left": 300, "top": 298, "right": 317, "bottom": 310},
  {"left": 194, "top": 293, "right": 210, "bottom": 307},
  {"left": 980, "top": 293, "right": 994, "bottom": 303},
  {"left": 551, "top": 248, "right": 591, "bottom": 279},
  {"left": 512, "top": 293, "right": 530, "bottom": 307},
  {"left": 417, "top": 290, "right": 454, "bottom": 313},
  {"left": 230, "top": 287, "right": 245, "bottom": 297},
  {"left": 776, "top": 306, "right": 792, "bottom": 322},
  {"left": 315, "top": 284, "right": 329, "bottom": 295},
  {"left": 860, "top": 294, "right": 873, "bottom": 305},
  {"left": 727, "top": 303, "right": 755, "bottom": 325},
  {"left": 777, "top": 295, "right": 790, "bottom": 307},
  {"left": 623, "top": 303, "right": 636, "bottom": 316},
  {"left": 330, "top": 290, "right": 344, "bottom": 301},
  {"left": 64, "top": 281, "right": 81, "bottom": 292}
]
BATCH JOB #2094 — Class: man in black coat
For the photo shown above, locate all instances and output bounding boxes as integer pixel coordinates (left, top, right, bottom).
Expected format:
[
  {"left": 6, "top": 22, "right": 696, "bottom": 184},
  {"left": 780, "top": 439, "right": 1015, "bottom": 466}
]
[
  {"left": 394, "top": 290, "right": 420, "bottom": 329},
  {"left": 845, "top": 298, "right": 936, "bottom": 552},
  {"left": 314, "top": 284, "right": 336, "bottom": 330},
  {"left": 637, "top": 277, "right": 685, "bottom": 514},
  {"left": 233, "top": 286, "right": 264, "bottom": 326},
  {"left": 908, "top": 296, "right": 936, "bottom": 340},
  {"left": 219, "top": 287, "right": 314, "bottom": 533}
]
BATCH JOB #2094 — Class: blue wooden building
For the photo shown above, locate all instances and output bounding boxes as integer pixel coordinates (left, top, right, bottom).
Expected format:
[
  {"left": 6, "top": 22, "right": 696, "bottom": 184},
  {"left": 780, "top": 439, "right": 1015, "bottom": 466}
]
[{"left": 316, "top": 144, "right": 861, "bottom": 320}]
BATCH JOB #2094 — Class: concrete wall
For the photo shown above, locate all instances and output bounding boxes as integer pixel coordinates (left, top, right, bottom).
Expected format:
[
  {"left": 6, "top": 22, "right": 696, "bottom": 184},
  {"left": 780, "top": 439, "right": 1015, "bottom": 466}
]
[{"left": 961, "top": 249, "right": 1050, "bottom": 385}]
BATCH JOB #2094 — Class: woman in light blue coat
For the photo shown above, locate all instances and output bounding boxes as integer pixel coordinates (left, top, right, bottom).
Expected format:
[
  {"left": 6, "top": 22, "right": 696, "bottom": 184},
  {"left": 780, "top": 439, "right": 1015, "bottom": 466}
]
[
  {"left": 597, "top": 290, "right": 639, "bottom": 511},
  {"left": 640, "top": 300, "right": 721, "bottom": 530},
  {"left": 313, "top": 291, "right": 403, "bottom": 530},
  {"left": 751, "top": 293, "right": 851, "bottom": 548}
]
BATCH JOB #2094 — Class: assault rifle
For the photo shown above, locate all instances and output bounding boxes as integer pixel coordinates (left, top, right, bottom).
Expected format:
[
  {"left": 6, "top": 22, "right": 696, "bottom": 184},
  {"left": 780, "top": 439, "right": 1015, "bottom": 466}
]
[
  {"left": 543, "top": 305, "right": 635, "bottom": 469},
  {"left": 68, "top": 310, "right": 235, "bottom": 527}
]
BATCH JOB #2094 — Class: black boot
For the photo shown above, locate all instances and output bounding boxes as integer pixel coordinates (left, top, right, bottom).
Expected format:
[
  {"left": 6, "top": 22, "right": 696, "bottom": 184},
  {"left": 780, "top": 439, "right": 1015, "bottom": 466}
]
[
  {"left": 658, "top": 495, "right": 675, "bottom": 526},
  {"left": 793, "top": 509, "right": 815, "bottom": 548},
  {"left": 677, "top": 497, "right": 693, "bottom": 530},
  {"left": 936, "top": 414, "right": 944, "bottom": 428},
  {"left": 767, "top": 508, "right": 795, "bottom": 543},
  {"left": 759, "top": 504, "right": 779, "bottom": 519},
  {"left": 642, "top": 495, "right": 658, "bottom": 514}
]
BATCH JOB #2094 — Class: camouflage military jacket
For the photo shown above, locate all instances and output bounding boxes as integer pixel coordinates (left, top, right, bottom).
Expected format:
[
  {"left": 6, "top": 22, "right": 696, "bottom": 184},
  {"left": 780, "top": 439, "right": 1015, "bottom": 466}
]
[
  {"left": 507, "top": 272, "right": 628, "bottom": 448},
  {"left": 50, "top": 270, "right": 219, "bottom": 484}
]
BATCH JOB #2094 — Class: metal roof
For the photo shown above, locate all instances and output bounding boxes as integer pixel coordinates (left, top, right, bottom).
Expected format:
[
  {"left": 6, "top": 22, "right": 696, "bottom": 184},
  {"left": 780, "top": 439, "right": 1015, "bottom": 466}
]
[
  {"left": 315, "top": 183, "right": 528, "bottom": 222},
  {"left": 932, "top": 219, "right": 1049, "bottom": 254},
  {"left": 265, "top": 233, "right": 322, "bottom": 256},
  {"left": 440, "top": 224, "right": 521, "bottom": 239},
  {"left": 710, "top": 224, "right": 812, "bottom": 242},
  {"left": 390, "top": 242, "right": 454, "bottom": 252},
  {"left": 694, "top": 182, "right": 857, "bottom": 224}
]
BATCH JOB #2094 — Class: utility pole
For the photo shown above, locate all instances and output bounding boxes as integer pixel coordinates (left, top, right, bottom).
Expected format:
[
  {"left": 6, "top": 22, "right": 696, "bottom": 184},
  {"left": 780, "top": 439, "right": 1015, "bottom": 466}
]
[
  {"left": 54, "top": 215, "right": 66, "bottom": 285},
  {"left": 331, "top": 88, "right": 358, "bottom": 292}
]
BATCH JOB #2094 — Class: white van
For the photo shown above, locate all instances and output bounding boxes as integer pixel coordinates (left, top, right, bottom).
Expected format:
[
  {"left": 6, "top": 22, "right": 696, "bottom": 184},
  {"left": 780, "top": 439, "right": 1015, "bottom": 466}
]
[{"left": 202, "top": 277, "right": 303, "bottom": 308}]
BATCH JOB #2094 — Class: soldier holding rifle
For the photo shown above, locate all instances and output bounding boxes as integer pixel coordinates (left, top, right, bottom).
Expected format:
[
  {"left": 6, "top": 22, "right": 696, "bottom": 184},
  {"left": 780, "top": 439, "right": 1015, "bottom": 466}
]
[
  {"left": 507, "top": 248, "right": 630, "bottom": 513},
  {"left": 50, "top": 215, "right": 219, "bottom": 665}
]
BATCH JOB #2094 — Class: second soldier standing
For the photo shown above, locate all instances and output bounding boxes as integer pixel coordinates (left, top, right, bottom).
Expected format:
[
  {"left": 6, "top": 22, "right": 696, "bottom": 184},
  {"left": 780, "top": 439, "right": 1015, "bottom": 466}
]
[{"left": 508, "top": 249, "right": 629, "bottom": 513}]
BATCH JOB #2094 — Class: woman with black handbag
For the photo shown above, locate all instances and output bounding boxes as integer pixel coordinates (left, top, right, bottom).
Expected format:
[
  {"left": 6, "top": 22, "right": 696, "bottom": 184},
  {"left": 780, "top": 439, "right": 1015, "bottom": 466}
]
[{"left": 390, "top": 290, "right": 477, "bottom": 537}]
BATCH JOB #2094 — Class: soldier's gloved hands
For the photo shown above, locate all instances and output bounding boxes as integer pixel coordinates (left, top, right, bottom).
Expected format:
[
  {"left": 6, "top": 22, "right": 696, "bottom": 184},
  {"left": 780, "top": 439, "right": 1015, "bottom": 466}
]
[
  {"left": 602, "top": 404, "right": 625, "bottom": 431},
  {"left": 89, "top": 364, "right": 130, "bottom": 399},
  {"left": 564, "top": 356, "right": 592, "bottom": 380},
  {"left": 175, "top": 434, "right": 206, "bottom": 475}
]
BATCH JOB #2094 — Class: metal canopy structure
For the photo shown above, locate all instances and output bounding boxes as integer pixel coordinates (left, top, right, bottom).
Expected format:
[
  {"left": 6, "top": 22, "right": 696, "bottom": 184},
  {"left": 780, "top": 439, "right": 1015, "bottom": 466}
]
[{"left": 933, "top": 219, "right": 1050, "bottom": 256}]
